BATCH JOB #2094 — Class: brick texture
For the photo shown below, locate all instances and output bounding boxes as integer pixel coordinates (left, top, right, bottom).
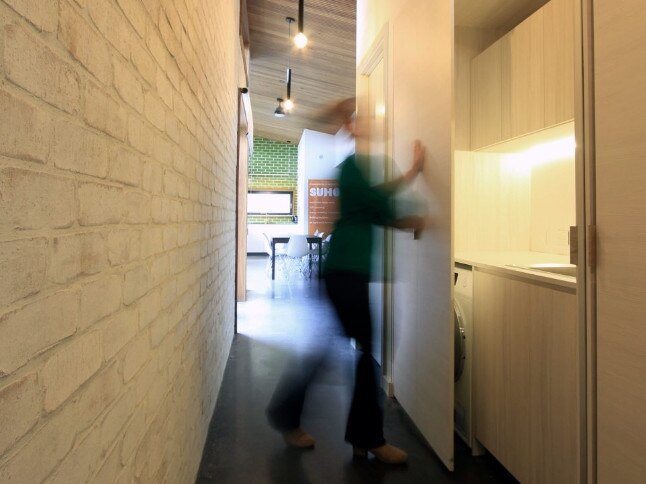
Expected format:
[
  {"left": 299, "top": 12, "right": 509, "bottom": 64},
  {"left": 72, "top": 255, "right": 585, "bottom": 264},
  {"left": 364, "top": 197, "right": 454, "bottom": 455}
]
[
  {"left": 0, "top": 89, "right": 54, "bottom": 163},
  {"left": 248, "top": 136, "right": 299, "bottom": 224},
  {"left": 0, "top": 0, "right": 240, "bottom": 482},
  {"left": 0, "top": 238, "right": 48, "bottom": 306}
]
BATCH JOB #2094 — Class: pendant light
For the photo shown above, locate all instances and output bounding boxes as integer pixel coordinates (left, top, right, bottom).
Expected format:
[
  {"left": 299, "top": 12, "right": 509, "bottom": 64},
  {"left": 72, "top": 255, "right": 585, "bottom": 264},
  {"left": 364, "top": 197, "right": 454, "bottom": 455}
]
[
  {"left": 283, "top": 17, "right": 295, "bottom": 112},
  {"left": 274, "top": 98, "right": 286, "bottom": 117},
  {"left": 284, "top": 68, "right": 294, "bottom": 111},
  {"left": 294, "top": 0, "right": 308, "bottom": 49}
]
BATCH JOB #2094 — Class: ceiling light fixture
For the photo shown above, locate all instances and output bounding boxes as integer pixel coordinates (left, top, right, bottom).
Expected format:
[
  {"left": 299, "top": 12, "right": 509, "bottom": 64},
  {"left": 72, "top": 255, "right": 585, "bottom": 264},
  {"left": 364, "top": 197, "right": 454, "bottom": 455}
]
[
  {"left": 284, "top": 17, "right": 295, "bottom": 112},
  {"left": 284, "top": 68, "right": 294, "bottom": 111},
  {"left": 274, "top": 98, "right": 286, "bottom": 117},
  {"left": 294, "top": 0, "right": 308, "bottom": 49}
]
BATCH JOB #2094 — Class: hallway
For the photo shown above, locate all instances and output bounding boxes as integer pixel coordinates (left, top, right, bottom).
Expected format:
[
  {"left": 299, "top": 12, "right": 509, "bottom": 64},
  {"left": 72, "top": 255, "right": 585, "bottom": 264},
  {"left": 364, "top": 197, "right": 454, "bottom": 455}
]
[{"left": 196, "top": 256, "right": 517, "bottom": 483}]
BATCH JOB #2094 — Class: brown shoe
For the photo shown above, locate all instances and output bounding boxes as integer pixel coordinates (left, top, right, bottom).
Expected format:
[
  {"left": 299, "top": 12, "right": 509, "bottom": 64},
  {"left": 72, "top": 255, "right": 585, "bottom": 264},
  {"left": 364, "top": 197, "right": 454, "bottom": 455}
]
[
  {"left": 283, "top": 428, "right": 315, "bottom": 448},
  {"left": 353, "top": 444, "right": 408, "bottom": 464}
]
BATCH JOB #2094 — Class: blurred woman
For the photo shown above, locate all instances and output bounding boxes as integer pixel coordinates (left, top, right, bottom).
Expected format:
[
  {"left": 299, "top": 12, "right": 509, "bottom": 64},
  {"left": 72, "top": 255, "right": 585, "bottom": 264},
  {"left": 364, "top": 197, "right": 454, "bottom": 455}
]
[{"left": 267, "top": 98, "right": 428, "bottom": 465}]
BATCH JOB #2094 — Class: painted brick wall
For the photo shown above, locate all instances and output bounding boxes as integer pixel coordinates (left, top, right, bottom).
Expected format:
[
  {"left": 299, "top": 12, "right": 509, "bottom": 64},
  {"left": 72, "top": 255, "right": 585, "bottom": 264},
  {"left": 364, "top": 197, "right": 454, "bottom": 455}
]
[
  {"left": 0, "top": 0, "right": 239, "bottom": 482},
  {"left": 248, "top": 136, "right": 298, "bottom": 224}
]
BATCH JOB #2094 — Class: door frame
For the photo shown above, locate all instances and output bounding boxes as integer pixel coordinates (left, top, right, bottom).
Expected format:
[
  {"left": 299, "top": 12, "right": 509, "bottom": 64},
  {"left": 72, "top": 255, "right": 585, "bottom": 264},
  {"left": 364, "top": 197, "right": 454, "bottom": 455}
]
[
  {"left": 235, "top": 88, "right": 253, "bottom": 329},
  {"left": 577, "top": 0, "right": 597, "bottom": 482},
  {"left": 357, "top": 25, "right": 394, "bottom": 394}
]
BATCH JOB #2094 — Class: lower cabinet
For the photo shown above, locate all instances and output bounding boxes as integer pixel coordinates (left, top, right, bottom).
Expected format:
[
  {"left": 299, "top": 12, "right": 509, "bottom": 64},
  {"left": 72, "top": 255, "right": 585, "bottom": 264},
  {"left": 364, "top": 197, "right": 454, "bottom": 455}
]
[{"left": 473, "top": 269, "right": 579, "bottom": 483}]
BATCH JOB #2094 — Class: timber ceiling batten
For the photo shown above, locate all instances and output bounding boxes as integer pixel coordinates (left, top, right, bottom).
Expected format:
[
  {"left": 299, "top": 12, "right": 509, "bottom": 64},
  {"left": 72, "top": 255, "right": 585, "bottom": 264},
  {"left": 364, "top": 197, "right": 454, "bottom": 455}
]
[{"left": 247, "top": 0, "right": 356, "bottom": 143}]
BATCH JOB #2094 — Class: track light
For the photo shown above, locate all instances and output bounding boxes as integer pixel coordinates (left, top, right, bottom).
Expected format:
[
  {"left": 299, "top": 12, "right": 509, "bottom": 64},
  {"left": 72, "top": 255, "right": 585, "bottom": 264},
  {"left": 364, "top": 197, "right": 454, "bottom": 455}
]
[
  {"left": 294, "top": 0, "right": 308, "bottom": 48},
  {"left": 274, "top": 98, "right": 286, "bottom": 117},
  {"left": 284, "top": 68, "right": 293, "bottom": 111}
]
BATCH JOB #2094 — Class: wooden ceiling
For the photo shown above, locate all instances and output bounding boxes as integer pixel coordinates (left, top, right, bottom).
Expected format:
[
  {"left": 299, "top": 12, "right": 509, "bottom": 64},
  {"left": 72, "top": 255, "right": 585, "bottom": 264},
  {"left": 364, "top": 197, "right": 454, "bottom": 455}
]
[{"left": 246, "top": 0, "right": 356, "bottom": 143}]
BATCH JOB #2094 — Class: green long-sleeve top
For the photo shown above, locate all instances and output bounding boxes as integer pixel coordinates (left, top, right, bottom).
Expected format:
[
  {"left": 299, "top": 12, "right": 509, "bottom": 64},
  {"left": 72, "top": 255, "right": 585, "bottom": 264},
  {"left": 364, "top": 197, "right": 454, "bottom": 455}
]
[{"left": 324, "top": 154, "right": 396, "bottom": 277}]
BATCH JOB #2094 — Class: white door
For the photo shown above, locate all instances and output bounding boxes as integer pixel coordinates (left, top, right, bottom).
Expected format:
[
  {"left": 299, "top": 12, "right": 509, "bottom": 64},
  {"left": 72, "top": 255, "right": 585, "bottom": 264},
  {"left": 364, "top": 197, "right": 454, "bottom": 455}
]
[
  {"left": 391, "top": 0, "right": 455, "bottom": 471},
  {"left": 593, "top": 0, "right": 646, "bottom": 481},
  {"left": 367, "top": 59, "right": 386, "bottom": 366}
]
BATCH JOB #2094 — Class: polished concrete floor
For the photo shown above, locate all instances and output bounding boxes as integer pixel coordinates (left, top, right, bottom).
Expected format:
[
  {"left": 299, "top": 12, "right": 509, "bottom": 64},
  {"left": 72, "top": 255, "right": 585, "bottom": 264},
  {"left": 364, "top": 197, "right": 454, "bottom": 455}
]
[{"left": 197, "top": 255, "right": 517, "bottom": 483}]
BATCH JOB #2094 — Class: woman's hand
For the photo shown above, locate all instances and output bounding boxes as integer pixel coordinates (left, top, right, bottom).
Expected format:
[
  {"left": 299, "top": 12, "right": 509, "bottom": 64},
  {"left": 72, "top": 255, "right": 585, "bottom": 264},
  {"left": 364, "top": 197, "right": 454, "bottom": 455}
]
[
  {"left": 379, "top": 140, "right": 426, "bottom": 192},
  {"left": 405, "top": 140, "right": 425, "bottom": 182}
]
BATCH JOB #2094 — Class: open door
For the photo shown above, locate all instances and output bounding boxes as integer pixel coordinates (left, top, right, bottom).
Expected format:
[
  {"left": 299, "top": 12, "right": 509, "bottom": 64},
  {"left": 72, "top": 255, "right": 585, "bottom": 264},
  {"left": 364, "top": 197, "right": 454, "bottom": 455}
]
[
  {"left": 593, "top": 0, "right": 646, "bottom": 480},
  {"left": 236, "top": 90, "right": 252, "bottom": 304},
  {"left": 391, "top": 0, "right": 455, "bottom": 471}
]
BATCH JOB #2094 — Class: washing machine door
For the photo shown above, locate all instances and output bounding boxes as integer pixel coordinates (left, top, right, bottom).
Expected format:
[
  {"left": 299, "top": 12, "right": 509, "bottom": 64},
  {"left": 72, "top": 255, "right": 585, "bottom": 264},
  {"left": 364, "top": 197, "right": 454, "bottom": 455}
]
[{"left": 454, "top": 301, "right": 466, "bottom": 382}]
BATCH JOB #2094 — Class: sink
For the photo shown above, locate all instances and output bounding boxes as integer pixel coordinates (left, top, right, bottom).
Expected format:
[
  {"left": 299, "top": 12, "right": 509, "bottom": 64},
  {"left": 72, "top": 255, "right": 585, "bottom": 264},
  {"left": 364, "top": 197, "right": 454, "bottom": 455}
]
[{"left": 525, "top": 263, "right": 577, "bottom": 277}]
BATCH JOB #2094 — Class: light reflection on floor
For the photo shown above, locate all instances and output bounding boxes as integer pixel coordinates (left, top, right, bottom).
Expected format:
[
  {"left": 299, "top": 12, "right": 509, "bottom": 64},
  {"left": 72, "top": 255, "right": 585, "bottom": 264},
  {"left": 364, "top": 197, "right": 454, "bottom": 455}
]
[
  {"left": 197, "top": 255, "right": 518, "bottom": 483},
  {"left": 238, "top": 255, "right": 339, "bottom": 346}
]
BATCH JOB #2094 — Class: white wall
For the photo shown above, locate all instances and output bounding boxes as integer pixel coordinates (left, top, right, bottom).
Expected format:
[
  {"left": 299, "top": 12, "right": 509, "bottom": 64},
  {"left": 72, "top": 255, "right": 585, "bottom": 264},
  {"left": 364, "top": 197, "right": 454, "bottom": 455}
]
[{"left": 335, "top": 126, "right": 355, "bottom": 166}]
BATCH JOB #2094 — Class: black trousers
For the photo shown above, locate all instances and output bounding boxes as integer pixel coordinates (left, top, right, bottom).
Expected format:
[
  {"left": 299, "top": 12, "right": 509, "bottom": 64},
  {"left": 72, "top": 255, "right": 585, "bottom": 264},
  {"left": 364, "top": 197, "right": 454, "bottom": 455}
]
[{"left": 266, "top": 271, "right": 385, "bottom": 449}]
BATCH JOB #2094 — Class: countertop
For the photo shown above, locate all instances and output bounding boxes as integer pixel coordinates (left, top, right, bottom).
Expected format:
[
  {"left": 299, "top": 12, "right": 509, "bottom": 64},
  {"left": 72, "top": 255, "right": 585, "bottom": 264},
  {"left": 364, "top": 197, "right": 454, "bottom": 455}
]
[{"left": 455, "top": 251, "right": 577, "bottom": 290}]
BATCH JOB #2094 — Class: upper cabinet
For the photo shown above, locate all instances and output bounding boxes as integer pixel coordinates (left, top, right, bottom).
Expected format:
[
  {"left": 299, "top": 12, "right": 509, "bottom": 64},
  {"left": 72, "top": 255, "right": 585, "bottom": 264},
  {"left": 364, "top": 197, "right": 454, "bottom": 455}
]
[
  {"left": 471, "top": 41, "right": 503, "bottom": 149},
  {"left": 543, "top": 0, "right": 575, "bottom": 126},
  {"left": 471, "top": 0, "right": 574, "bottom": 150},
  {"left": 509, "top": 9, "right": 545, "bottom": 138}
]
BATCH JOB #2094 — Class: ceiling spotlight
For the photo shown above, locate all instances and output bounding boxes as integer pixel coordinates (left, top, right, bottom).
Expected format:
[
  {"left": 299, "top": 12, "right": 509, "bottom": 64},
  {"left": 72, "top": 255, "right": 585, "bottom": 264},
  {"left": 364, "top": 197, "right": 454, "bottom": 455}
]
[
  {"left": 274, "top": 98, "right": 286, "bottom": 117},
  {"left": 284, "top": 98, "right": 294, "bottom": 111},
  {"left": 294, "top": 0, "right": 308, "bottom": 48}
]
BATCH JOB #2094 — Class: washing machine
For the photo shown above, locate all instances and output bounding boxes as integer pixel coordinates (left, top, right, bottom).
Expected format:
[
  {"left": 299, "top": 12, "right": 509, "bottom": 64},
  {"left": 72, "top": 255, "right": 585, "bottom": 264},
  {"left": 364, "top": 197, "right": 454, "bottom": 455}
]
[{"left": 454, "top": 264, "right": 480, "bottom": 454}]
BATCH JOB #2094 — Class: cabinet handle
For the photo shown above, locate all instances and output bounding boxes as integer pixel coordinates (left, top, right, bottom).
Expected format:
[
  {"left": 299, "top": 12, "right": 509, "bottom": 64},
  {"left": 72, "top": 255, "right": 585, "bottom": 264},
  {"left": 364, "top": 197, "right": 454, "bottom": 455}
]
[{"left": 569, "top": 225, "right": 578, "bottom": 265}]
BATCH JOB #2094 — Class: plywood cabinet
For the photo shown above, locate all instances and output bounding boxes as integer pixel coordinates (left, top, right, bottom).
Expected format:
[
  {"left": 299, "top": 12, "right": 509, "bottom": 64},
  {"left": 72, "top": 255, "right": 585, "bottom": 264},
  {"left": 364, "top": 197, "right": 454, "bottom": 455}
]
[
  {"left": 471, "top": 41, "right": 503, "bottom": 149},
  {"left": 471, "top": 0, "right": 575, "bottom": 149},
  {"left": 543, "top": 0, "right": 575, "bottom": 126},
  {"left": 509, "top": 9, "right": 545, "bottom": 138},
  {"left": 473, "top": 269, "right": 579, "bottom": 483}
]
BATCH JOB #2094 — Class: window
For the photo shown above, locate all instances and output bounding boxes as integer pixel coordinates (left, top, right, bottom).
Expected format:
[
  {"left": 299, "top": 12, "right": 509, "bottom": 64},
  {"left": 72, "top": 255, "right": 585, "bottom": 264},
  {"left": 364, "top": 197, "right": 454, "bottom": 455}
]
[{"left": 247, "top": 191, "right": 293, "bottom": 215}]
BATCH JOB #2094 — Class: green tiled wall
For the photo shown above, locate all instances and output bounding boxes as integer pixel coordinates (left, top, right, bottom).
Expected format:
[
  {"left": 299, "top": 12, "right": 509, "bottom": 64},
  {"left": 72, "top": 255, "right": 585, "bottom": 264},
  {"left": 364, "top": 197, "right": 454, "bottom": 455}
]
[{"left": 248, "top": 137, "right": 298, "bottom": 224}]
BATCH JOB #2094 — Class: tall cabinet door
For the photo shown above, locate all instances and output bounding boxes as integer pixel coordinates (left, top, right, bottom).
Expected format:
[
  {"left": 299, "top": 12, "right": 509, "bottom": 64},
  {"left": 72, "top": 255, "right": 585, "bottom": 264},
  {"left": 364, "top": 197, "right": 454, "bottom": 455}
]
[
  {"left": 391, "top": 0, "right": 454, "bottom": 471},
  {"left": 471, "top": 41, "right": 502, "bottom": 149},
  {"left": 594, "top": 0, "right": 646, "bottom": 481},
  {"left": 509, "top": 8, "right": 544, "bottom": 138}
]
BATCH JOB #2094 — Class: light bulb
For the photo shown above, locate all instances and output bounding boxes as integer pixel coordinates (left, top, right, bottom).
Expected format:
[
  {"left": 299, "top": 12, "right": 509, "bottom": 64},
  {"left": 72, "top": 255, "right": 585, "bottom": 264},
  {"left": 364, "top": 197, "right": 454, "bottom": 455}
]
[
  {"left": 284, "top": 99, "right": 294, "bottom": 111},
  {"left": 294, "top": 32, "right": 308, "bottom": 49}
]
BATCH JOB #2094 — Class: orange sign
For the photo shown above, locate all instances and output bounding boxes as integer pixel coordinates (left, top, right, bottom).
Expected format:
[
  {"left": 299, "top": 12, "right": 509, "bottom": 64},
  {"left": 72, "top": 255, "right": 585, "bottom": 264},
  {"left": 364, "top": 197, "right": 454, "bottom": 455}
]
[{"left": 308, "top": 179, "right": 339, "bottom": 236}]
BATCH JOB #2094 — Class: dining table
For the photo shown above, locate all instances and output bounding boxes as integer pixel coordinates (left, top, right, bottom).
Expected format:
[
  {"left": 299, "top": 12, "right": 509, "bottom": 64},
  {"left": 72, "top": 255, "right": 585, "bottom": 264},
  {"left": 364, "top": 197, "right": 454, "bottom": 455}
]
[{"left": 271, "top": 235, "right": 323, "bottom": 280}]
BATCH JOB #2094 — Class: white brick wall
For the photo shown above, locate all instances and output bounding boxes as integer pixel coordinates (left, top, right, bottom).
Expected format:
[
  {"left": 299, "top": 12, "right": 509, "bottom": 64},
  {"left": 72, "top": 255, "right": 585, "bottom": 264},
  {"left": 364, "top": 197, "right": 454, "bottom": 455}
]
[{"left": 0, "top": 0, "right": 240, "bottom": 481}]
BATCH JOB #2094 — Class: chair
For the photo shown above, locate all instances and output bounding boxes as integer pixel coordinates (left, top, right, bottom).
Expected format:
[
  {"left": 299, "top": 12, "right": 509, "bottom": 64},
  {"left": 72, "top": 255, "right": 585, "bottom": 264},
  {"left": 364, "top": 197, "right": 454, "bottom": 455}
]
[
  {"left": 317, "top": 234, "right": 332, "bottom": 270},
  {"left": 283, "top": 235, "right": 313, "bottom": 278},
  {"left": 309, "top": 234, "right": 331, "bottom": 276},
  {"left": 262, "top": 233, "right": 285, "bottom": 277},
  {"left": 322, "top": 234, "right": 332, "bottom": 254}
]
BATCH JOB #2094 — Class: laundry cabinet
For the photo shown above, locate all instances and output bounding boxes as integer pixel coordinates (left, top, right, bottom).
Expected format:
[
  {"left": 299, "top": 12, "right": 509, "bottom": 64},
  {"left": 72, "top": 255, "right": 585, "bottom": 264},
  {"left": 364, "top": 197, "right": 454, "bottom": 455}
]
[
  {"left": 543, "top": 0, "right": 575, "bottom": 126},
  {"left": 473, "top": 268, "right": 579, "bottom": 483},
  {"left": 471, "top": 41, "right": 503, "bottom": 149},
  {"left": 471, "top": 0, "right": 575, "bottom": 149}
]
